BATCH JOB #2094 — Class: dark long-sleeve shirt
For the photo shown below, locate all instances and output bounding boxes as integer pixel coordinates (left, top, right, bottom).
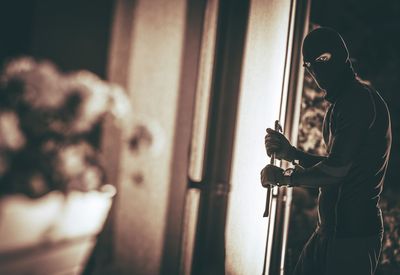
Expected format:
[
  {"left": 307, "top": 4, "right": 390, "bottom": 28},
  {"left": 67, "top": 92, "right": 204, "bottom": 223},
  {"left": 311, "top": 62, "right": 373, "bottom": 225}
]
[{"left": 292, "top": 80, "right": 392, "bottom": 237}]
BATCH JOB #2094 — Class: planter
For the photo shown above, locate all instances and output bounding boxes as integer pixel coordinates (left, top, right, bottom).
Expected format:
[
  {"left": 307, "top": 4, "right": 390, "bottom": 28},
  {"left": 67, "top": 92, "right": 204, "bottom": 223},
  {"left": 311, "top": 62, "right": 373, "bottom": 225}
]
[{"left": 0, "top": 185, "right": 116, "bottom": 275}]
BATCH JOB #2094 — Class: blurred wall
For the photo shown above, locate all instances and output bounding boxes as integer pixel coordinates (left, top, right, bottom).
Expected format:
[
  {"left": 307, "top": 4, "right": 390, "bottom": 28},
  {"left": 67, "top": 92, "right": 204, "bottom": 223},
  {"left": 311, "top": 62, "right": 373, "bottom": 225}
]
[
  {"left": 0, "top": 1, "right": 36, "bottom": 64},
  {"left": 0, "top": 0, "right": 113, "bottom": 78},
  {"left": 107, "top": 0, "right": 190, "bottom": 274}
]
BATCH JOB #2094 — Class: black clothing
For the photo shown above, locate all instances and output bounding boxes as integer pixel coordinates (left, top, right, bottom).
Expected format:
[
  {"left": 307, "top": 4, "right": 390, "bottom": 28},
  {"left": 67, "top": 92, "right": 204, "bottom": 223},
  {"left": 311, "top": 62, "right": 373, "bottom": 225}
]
[
  {"left": 291, "top": 26, "right": 391, "bottom": 275},
  {"left": 292, "top": 79, "right": 391, "bottom": 237},
  {"left": 293, "top": 231, "right": 382, "bottom": 275},
  {"left": 293, "top": 27, "right": 392, "bottom": 237}
]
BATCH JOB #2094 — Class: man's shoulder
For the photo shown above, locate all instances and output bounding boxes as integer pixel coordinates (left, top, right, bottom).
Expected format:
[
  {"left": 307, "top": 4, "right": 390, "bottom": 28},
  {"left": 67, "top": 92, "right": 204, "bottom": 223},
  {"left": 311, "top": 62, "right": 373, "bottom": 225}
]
[
  {"left": 333, "top": 83, "right": 375, "bottom": 123},
  {"left": 336, "top": 82, "right": 373, "bottom": 111}
]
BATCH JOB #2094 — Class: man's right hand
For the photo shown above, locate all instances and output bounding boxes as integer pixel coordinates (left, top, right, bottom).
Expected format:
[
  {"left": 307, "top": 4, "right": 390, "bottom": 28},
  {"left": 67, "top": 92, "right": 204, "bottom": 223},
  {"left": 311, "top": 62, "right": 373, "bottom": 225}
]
[{"left": 265, "top": 128, "right": 296, "bottom": 162}]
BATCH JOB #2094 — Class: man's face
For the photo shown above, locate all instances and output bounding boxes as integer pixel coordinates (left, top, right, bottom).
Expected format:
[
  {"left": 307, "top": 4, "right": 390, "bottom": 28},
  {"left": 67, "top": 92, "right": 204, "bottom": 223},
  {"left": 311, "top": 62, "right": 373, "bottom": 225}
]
[
  {"left": 302, "top": 28, "right": 351, "bottom": 91},
  {"left": 303, "top": 52, "right": 335, "bottom": 90}
]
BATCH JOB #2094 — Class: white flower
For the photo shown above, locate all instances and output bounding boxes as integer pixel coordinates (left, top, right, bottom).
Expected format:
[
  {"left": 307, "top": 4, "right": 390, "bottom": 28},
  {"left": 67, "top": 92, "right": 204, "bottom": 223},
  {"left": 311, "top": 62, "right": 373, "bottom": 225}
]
[
  {"left": 108, "top": 84, "right": 133, "bottom": 127},
  {"left": 80, "top": 166, "right": 102, "bottom": 191},
  {"left": 0, "top": 111, "right": 26, "bottom": 151},
  {"left": 1, "top": 57, "right": 36, "bottom": 80},
  {"left": 23, "top": 62, "right": 65, "bottom": 110},
  {"left": 64, "top": 71, "right": 110, "bottom": 134},
  {"left": 57, "top": 143, "right": 93, "bottom": 178},
  {"left": 2, "top": 57, "right": 66, "bottom": 110}
]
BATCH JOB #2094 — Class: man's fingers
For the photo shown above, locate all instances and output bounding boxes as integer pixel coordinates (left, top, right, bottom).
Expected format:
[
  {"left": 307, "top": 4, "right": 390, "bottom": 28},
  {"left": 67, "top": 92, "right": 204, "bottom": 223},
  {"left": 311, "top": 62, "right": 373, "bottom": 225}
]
[
  {"left": 265, "top": 130, "right": 285, "bottom": 140},
  {"left": 265, "top": 137, "right": 281, "bottom": 148},
  {"left": 266, "top": 129, "right": 280, "bottom": 137},
  {"left": 266, "top": 145, "right": 281, "bottom": 157},
  {"left": 265, "top": 141, "right": 280, "bottom": 148},
  {"left": 260, "top": 168, "right": 268, "bottom": 186},
  {"left": 266, "top": 128, "right": 277, "bottom": 134},
  {"left": 266, "top": 144, "right": 281, "bottom": 151},
  {"left": 265, "top": 135, "right": 281, "bottom": 143}
]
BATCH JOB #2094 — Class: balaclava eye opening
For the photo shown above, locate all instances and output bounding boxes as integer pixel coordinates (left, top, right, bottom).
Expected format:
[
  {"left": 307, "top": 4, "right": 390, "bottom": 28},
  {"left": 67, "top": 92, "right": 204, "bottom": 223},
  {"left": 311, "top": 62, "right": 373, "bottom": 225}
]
[{"left": 302, "top": 27, "right": 355, "bottom": 100}]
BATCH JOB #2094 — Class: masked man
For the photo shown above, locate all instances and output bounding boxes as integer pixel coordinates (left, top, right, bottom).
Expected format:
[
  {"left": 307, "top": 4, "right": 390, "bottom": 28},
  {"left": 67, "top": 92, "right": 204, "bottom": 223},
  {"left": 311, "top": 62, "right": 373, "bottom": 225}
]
[{"left": 261, "top": 27, "right": 392, "bottom": 275}]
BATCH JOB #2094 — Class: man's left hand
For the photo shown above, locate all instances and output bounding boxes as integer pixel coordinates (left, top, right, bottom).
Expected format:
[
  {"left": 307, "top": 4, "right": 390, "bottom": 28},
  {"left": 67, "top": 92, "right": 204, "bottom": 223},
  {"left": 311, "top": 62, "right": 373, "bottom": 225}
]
[{"left": 260, "top": 164, "right": 285, "bottom": 187}]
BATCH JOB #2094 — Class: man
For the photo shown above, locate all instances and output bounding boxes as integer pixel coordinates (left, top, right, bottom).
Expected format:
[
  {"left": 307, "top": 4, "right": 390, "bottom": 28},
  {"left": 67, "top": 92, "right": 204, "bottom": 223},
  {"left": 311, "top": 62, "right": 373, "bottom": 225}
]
[{"left": 261, "top": 27, "right": 392, "bottom": 275}]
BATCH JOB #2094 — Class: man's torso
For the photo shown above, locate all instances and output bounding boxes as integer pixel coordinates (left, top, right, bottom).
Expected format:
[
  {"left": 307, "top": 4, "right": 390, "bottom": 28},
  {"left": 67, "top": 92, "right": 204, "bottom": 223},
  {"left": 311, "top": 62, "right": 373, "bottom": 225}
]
[{"left": 317, "top": 81, "right": 391, "bottom": 237}]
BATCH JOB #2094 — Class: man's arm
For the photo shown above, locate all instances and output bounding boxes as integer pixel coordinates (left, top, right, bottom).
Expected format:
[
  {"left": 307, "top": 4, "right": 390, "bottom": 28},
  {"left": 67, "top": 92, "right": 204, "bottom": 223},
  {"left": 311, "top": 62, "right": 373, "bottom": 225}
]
[
  {"left": 290, "top": 93, "right": 373, "bottom": 188},
  {"left": 293, "top": 148, "right": 327, "bottom": 168}
]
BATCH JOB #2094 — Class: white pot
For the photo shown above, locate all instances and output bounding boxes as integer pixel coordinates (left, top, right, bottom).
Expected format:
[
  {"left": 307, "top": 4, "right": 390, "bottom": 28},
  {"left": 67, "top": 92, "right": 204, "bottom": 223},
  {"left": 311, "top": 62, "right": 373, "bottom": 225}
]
[{"left": 0, "top": 185, "right": 116, "bottom": 275}]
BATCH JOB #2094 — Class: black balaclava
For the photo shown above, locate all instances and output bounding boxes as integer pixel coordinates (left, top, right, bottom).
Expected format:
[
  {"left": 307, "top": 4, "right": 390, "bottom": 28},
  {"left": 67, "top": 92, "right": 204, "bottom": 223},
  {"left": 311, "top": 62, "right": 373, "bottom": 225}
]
[{"left": 302, "top": 27, "right": 356, "bottom": 102}]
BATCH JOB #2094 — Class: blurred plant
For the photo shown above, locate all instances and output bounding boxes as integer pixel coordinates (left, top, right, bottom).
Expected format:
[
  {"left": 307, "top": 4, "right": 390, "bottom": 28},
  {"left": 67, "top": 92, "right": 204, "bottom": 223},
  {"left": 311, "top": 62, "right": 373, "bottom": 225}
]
[
  {"left": 0, "top": 57, "right": 153, "bottom": 198},
  {"left": 379, "top": 194, "right": 400, "bottom": 269},
  {"left": 297, "top": 73, "right": 329, "bottom": 156},
  {"left": 286, "top": 70, "right": 324, "bottom": 273}
]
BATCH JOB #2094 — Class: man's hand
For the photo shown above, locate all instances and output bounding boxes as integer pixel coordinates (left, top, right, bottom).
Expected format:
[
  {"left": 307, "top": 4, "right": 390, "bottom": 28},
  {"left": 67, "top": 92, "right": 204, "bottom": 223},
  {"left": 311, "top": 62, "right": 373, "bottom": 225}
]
[
  {"left": 265, "top": 128, "right": 296, "bottom": 162},
  {"left": 260, "top": 164, "right": 285, "bottom": 187}
]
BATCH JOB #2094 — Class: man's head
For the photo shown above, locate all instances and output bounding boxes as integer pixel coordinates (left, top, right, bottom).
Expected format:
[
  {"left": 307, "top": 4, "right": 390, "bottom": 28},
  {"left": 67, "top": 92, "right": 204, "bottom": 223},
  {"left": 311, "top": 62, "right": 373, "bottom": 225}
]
[{"left": 302, "top": 27, "right": 354, "bottom": 91}]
